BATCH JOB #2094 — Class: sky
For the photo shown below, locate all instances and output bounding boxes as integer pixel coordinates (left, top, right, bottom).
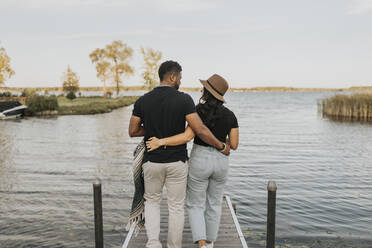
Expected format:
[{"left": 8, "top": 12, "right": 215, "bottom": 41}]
[{"left": 1, "top": 0, "right": 372, "bottom": 88}]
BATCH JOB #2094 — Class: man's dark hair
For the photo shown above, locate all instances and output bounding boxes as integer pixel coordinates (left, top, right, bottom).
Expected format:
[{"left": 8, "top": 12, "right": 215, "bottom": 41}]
[{"left": 158, "top": 60, "right": 182, "bottom": 82}]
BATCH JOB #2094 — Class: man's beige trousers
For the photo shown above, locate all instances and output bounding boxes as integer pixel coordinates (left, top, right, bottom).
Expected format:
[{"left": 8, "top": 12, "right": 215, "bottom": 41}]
[{"left": 143, "top": 161, "right": 188, "bottom": 248}]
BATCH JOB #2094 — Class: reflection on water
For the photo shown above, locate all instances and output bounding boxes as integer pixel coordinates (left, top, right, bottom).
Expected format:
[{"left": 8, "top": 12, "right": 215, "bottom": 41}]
[
  {"left": 0, "top": 92, "right": 371, "bottom": 247},
  {"left": 0, "top": 125, "right": 17, "bottom": 198}
]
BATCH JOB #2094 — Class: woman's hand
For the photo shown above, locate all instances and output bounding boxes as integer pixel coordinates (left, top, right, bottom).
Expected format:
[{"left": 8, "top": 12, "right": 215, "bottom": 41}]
[
  {"left": 220, "top": 142, "right": 231, "bottom": 156},
  {"left": 146, "top": 137, "right": 163, "bottom": 152},
  {"left": 219, "top": 138, "right": 231, "bottom": 156}
]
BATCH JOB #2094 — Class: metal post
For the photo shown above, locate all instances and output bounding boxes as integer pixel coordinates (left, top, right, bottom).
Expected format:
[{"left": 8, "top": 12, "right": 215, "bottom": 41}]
[
  {"left": 266, "top": 180, "right": 277, "bottom": 248},
  {"left": 93, "top": 179, "right": 104, "bottom": 248}
]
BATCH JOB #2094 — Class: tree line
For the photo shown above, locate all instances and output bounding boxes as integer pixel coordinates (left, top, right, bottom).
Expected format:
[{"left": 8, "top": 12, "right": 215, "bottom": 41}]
[{"left": 0, "top": 40, "right": 162, "bottom": 97}]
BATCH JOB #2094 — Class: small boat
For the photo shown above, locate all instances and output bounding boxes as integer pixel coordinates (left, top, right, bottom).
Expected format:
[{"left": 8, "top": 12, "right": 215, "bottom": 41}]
[{"left": 0, "top": 101, "right": 27, "bottom": 120}]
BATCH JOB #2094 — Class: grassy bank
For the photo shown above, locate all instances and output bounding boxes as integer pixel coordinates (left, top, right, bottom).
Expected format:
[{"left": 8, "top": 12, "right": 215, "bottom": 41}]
[
  {"left": 321, "top": 94, "right": 372, "bottom": 122},
  {"left": 57, "top": 96, "right": 138, "bottom": 115},
  {"left": 9, "top": 95, "right": 138, "bottom": 116}
]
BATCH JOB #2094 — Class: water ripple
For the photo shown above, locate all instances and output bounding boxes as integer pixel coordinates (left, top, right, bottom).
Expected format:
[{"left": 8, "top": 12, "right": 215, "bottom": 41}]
[{"left": 0, "top": 92, "right": 372, "bottom": 247}]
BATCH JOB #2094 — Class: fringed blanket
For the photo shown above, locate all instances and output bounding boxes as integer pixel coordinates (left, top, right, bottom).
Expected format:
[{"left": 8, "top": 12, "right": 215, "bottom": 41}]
[{"left": 126, "top": 139, "right": 145, "bottom": 236}]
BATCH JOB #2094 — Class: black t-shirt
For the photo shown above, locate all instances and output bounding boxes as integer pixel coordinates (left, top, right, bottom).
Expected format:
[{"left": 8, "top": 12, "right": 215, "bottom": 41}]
[
  {"left": 132, "top": 86, "right": 196, "bottom": 163},
  {"left": 194, "top": 106, "right": 238, "bottom": 147}
]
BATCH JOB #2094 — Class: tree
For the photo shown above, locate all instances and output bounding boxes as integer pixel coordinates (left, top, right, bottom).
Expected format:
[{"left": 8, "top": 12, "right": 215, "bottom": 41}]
[
  {"left": 0, "top": 44, "right": 15, "bottom": 86},
  {"left": 140, "top": 47, "right": 162, "bottom": 89},
  {"left": 89, "top": 48, "right": 111, "bottom": 95},
  {"left": 62, "top": 65, "right": 79, "bottom": 96},
  {"left": 105, "top": 40, "right": 134, "bottom": 96},
  {"left": 90, "top": 41, "right": 134, "bottom": 96}
]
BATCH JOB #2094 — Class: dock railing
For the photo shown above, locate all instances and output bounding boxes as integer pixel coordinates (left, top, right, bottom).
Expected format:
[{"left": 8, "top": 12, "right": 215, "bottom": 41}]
[
  {"left": 93, "top": 179, "right": 104, "bottom": 248},
  {"left": 93, "top": 180, "right": 278, "bottom": 248},
  {"left": 266, "top": 180, "right": 277, "bottom": 248}
]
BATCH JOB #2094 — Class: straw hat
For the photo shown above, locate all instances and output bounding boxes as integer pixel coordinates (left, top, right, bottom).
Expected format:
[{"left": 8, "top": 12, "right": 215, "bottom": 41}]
[{"left": 199, "top": 74, "right": 229, "bottom": 103}]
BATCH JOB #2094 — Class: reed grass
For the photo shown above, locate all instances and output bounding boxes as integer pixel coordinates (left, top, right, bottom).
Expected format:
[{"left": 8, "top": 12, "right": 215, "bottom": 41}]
[{"left": 321, "top": 94, "right": 372, "bottom": 121}]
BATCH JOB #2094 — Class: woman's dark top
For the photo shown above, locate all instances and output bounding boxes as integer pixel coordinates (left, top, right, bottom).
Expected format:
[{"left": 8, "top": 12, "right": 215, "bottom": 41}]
[{"left": 194, "top": 106, "right": 238, "bottom": 147}]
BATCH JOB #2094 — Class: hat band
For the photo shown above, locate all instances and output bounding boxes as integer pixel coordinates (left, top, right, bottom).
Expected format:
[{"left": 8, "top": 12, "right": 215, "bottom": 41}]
[{"left": 206, "top": 80, "right": 223, "bottom": 96}]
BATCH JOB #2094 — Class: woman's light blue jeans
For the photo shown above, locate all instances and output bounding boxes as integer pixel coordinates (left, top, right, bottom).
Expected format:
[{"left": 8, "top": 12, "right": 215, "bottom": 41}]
[{"left": 186, "top": 144, "right": 229, "bottom": 243}]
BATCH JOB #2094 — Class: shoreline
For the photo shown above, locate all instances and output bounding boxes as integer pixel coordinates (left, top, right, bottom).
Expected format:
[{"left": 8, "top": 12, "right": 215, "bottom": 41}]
[{"left": 1, "top": 86, "right": 372, "bottom": 93}]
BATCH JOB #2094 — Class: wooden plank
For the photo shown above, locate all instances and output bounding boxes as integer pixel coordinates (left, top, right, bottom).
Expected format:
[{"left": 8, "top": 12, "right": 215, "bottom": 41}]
[{"left": 123, "top": 196, "right": 247, "bottom": 248}]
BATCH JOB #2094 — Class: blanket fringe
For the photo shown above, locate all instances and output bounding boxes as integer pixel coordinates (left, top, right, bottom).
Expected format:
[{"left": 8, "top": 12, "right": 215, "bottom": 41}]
[
  {"left": 126, "top": 211, "right": 144, "bottom": 230},
  {"left": 126, "top": 212, "right": 145, "bottom": 237}
]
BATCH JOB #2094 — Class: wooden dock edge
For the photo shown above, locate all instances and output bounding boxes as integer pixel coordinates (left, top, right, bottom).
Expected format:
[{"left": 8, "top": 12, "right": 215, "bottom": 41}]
[
  {"left": 122, "top": 222, "right": 136, "bottom": 248},
  {"left": 224, "top": 195, "right": 249, "bottom": 248},
  {"left": 122, "top": 195, "right": 249, "bottom": 248}
]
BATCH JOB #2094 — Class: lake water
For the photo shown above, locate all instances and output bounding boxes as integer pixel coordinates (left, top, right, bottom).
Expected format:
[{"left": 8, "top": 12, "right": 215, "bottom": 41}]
[{"left": 0, "top": 92, "right": 371, "bottom": 247}]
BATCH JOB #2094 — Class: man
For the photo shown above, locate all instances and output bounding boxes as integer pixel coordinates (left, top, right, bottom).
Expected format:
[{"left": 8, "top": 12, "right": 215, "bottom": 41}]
[{"left": 128, "top": 60, "right": 229, "bottom": 248}]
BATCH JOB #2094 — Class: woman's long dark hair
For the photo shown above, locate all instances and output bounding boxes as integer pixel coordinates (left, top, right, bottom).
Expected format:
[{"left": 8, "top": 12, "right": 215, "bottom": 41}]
[{"left": 196, "top": 88, "right": 224, "bottom": 128}]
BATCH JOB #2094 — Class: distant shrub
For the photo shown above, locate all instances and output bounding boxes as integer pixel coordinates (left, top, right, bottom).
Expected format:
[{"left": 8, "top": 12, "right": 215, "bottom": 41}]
[
  {"left": 0, "top": 91, "right": 11, "bottom": 97},
  {"left": 21, "top": 88, "right": 37, "bottom": 97},
  {"left": 25, "top": 95, "right": 58, "bottom": 115},
  {"left": 66, "top": 91, "right": 76, "bottom": 100}
]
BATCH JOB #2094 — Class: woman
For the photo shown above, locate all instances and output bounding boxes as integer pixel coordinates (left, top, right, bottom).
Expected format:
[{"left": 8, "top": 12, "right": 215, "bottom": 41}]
[{"left": 146, "top": 74, "right": 239, "bottom": 248}]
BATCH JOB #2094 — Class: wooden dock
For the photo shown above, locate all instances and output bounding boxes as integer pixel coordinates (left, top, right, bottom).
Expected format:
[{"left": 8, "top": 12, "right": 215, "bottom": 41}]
[{"left": 122, "top": 195, "right": 248, "bottom": 248}]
